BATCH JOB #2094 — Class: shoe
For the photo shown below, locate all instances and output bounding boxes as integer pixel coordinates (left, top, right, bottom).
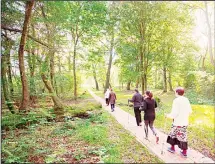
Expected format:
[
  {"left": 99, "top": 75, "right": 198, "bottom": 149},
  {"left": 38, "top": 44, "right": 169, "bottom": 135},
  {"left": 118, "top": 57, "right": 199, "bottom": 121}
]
[
  {"left": 139, "top": 122, "right": 142, "bottom": 126},
  {"left": 167, "top": 147, "right": 175, "bottom": 153},
  {"left": 156, "top": 136, "right": 159, "bottom": 144},
  {"left": 180, "top": 151, "right": 187, "bottom": 158}
]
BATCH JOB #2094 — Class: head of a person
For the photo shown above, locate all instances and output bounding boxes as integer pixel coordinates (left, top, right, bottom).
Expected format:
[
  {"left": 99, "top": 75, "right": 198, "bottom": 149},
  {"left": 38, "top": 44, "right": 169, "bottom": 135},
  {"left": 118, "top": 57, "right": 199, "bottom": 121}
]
[
  {"left": 145, "top": 90, "right": 153, "bottom": 99},
  {"left": 134, "top": 88, "right": 139, "bottom": 93},
  {"left": 110, "top": 88, "right": 113, "bottom": 91},
  {"left": 175, "top": 87, "right": 184, "bottom": 97}
]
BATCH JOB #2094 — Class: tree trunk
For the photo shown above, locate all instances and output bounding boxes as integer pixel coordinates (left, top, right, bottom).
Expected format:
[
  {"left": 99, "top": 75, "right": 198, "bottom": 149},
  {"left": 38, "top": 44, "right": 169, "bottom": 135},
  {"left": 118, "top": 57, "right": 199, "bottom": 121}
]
[
  {"left": 93, "top": 75, "right": 99, "bottom": 91},
  {"left": 104, "top": 29, "right": 114, "bottom": 93},
  {"left": 204, "top": 1, "right": 215, "bottom": 66},
  {"left": 50, "top": 53, "right": 55, "bottom": 90},
  {"left": 163, "top": 66, "right": 167, "bottom": 92},
  {"left": 73, "top": 43, "right": 78, "bottom": 100},
  {"left": 28, "top": 24, "right": 37, "bottom": 104},
  {"left": 1, "top": 54, "right": 15, "bottom": 114},
  {"left": 41, "top": 74, "right": 64, "bottom": 119},
  {"left": 140, "top": 50, "right": 144, "bottom": 94},
  {"left": 168, "top": 71, "right": 174, "bottom": 91},
  {"left": 18, "top": 0, "right": 35, "bottom": 112},
  {"left": 58, "top": 56, "right": 63, "bottom": 94},
  {"left": 93, "top": 65, "right": 99, "bottom": 90},
  {"left": 27, "top": 49, "right": 36, "bottom": 104},
  {"left": 126, "top": 81, "right": 131, "bottom": 90},
  {"left": 6, "top": 42, "right": 14, "bottom": 97},
  {"left": 40, "top": 56, "right": 64, "bottom": 120}
]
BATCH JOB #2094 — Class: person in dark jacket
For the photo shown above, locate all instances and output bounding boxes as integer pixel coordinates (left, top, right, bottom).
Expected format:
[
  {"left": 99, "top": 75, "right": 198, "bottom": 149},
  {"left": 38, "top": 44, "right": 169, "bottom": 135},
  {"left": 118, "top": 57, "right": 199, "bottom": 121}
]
[
  {"left": 129, "top": 88, "right": 144, "bottom": 126},
  {"left": 144, "top": 91, "right": 159, "bottom": 143},
  {"left": 109, "top": 88, "right": 117, "bottom": 112}
]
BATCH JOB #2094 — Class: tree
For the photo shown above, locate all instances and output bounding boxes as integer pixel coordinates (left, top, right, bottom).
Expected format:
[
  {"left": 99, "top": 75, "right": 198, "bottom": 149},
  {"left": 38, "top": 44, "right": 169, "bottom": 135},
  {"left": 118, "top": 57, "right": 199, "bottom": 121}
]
[{"left": 18, "top": 0, "right": 35, "bottom": 112}]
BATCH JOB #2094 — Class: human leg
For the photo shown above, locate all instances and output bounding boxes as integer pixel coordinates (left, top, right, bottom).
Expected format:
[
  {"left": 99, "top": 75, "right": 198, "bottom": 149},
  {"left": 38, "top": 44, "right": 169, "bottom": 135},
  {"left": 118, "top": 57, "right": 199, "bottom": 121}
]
[{"left": 144, "top": 120, "right": 149, "bottom": 138}]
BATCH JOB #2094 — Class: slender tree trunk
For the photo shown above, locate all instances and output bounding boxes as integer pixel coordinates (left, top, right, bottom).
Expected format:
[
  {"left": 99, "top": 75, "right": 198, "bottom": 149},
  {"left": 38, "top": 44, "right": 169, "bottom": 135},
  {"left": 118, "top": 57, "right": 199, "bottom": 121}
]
[
  {"left": 41, "top": 74, "right": 64, "bottom": 119},
  {"left": 204, "top": 1, "right": 215, "bottom": 66},
  {"left": 6, "top": 42, "right": 14, "bottom": 97},
  {"left": 92, "top": 65, "right": 99, "bottom": 90},
  {"left": 28, "top": 24, "right": 37, "bottom": 104},
  {"left": 40, "top": 56, "right": 64, "bottom": 120},
  {"left": 73, "top": 42, "right": 77, "bottom": 100},
  {"left": 93, "top": 75, "right": 99, "bottom": 91},
  {"left": 163, "top": 66, "right": 167, "bottom": 92},
  {"left": 50, "top": 53, "right": 55, "bottom": 89},
  {"left": 18, "top": 0, "right": 35, "bottom": 112},
  {"left": 27, "top": 49, "right": 36, "bottom": 104},
  {"left": 126, "top": 81, "right": 131, "bottom": 90},
  {"left": 104, "top": 29, "right": 114, "bottom": 93},
  {"left": 168, "top": 71, "right": 173, "bottom": 91},
  {"left": 1, "top": 54, "right": 15, "bottom": 114},
  {"left": 139, "top": 20, "right": 145, "bottom": 95},
  {"left": 58, "top": 56, "right": 63, "bottom": 94},
  {"left": 144, "top": 73, "right": 147, "bottom": 91}
]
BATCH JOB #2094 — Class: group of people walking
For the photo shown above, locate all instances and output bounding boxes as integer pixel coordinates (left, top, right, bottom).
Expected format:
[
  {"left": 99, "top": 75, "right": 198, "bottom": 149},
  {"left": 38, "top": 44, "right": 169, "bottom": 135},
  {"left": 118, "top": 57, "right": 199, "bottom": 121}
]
[{"left": 104, "top": 87, "right": 192, "bottom": 158}]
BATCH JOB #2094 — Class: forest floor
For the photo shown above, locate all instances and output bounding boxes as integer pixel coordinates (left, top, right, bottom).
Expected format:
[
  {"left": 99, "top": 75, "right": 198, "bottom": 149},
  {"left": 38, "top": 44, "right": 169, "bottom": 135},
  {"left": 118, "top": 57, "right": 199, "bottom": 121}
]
[
  {"left": 1, "top": 91, "right": 162, "bottom": 163},
  {"left": 93, "top": 88, "right": 215, "bottom": 161}
]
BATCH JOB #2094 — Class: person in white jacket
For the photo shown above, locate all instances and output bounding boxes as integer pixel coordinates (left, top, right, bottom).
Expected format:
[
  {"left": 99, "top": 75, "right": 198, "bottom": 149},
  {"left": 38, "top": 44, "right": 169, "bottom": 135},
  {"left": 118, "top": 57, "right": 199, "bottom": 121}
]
[
  {"left": 105, "top": 88, "right": 110, "bottom": 106},
  {"left": 165, "top": 87, "right": 192, "bottom": 158}
]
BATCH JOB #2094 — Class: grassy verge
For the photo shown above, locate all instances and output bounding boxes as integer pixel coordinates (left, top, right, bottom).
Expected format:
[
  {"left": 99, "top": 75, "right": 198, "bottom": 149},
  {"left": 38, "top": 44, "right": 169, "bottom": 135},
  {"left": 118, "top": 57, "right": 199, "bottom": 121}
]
[
  {"left": 92, "top": 88, "right": 215, "bottom": 160},
  {"left": 2, "top": 92, "right": 162, "bottom": 163}
]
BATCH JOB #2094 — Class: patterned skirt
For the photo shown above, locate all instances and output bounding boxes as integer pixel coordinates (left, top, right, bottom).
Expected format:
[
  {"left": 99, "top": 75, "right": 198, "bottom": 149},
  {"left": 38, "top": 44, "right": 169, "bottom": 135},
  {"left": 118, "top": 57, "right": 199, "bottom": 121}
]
[{"left": 167, "top": 125, "right": 188, "bottom": 150}]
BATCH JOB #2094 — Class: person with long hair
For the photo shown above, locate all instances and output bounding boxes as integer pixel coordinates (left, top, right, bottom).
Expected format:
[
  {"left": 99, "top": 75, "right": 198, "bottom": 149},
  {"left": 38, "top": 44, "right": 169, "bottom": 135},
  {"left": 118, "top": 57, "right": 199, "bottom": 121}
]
[
  {"left": 144, "top": 90, "right": 159, "bottom": 144},
  {"left": 166, "top": 87, "right": 192, "bottom": 158}
]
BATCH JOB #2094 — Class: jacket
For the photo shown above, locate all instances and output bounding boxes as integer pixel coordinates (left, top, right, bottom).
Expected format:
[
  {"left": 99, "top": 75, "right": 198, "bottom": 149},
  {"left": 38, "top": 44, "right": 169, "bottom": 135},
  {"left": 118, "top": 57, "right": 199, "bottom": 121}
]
[
  {"left": 130, "top": 92, "right": 144, "bottom": 107},
  {"left": 144, "top": 98, "right": 157, "bottom": 121},
  {"left": 109, "top": 91, "right": 116, "bottom": 104}
]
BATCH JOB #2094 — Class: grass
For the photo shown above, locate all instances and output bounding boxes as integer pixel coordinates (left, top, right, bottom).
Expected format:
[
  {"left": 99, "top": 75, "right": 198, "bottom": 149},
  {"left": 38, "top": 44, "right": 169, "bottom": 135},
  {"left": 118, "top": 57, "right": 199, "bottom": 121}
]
[
  {"left": 92, "top": 88, "right": 215, "bottom": 161},
  {"left": 2, "top": 91, "right": 163, "bottom": 163}
]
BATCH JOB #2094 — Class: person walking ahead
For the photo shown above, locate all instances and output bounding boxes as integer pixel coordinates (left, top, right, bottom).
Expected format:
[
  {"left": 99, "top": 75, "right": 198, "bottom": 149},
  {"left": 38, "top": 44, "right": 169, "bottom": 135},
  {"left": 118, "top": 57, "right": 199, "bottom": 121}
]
[
  {"left": 109, "top": 88, "right": 116, "bottom": 112},
  {"left": 144, "top": 91, "right": 159, "bottom": 143},
  {"left": 105, "top": 88, "right": 110, "bottom": 106},
  {"left": 129, "top": 88, "right": 143, "bottom": 126},
  {"left": 165, "top": 87, "right": 192, "bottom": 158}
]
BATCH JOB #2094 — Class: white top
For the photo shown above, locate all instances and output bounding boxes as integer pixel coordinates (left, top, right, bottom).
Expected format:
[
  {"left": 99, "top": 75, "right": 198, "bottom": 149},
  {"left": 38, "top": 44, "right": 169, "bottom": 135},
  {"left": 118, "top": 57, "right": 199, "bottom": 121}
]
[
  {"left": 105, "top": 90, "right": 110, "bottom": 98},
  {"left": 167, "top": 96, "right": 192, "bottom": 126}
]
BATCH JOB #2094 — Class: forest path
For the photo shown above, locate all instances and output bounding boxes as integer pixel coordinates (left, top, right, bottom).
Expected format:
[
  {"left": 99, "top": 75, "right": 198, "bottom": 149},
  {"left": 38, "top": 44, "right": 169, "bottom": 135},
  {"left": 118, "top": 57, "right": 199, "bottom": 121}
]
[{"left": 88, "top": 89, "right": 214, "bottom": 163}]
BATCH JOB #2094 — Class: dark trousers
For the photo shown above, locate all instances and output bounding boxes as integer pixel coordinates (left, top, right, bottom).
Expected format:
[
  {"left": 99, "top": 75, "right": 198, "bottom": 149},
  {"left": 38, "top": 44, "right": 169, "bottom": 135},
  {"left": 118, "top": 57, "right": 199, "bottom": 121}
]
[
  {"left": 111, "top": 104, "right": 115, "bottom": 111},
  {"left": 144, "top": 120, "right": 157, "bottom": 137},
  {"left": 105, "top": 98, "right": 109, "bottom": 105},
  {"left": 134, "top": 107, "right": 142, "bottom": 126}
]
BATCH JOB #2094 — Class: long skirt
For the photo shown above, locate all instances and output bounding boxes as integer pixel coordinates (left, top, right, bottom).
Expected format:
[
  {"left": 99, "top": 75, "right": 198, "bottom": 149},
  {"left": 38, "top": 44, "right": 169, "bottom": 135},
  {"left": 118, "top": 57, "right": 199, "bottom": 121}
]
[{"left": 167, "top": 125, "right": 188, "bottom": 150}]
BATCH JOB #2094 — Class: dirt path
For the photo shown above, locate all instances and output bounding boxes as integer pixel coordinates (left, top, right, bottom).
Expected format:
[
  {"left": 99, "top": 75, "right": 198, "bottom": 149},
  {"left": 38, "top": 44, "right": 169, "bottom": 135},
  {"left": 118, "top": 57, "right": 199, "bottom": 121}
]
[{"left": 88, "top": 89, "right": 214, "bottom": 163}]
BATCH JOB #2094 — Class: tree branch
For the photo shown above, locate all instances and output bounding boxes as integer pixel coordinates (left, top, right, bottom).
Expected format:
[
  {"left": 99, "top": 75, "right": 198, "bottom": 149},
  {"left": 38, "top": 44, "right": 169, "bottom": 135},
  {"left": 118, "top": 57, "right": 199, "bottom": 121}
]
[{"left": 1, "top": 24, "right": 51, "bottom": 48}]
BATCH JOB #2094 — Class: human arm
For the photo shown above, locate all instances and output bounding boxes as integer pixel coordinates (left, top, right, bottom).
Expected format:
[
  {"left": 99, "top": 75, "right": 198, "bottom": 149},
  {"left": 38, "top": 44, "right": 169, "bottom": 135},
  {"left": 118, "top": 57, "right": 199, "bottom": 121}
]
[
  {"left": 129, "top": 95, "right": 135, "bottom": 103},
  {"left": 166, "top": 99, "right": 179, "bottom": 119}
]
